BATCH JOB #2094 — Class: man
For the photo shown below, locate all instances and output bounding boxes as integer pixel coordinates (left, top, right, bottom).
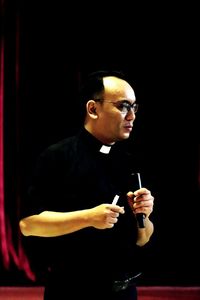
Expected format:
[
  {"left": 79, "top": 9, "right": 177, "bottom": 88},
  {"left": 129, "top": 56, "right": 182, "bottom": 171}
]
[{"left": 19, "top": 70, "right": 154, "bottom": 299}]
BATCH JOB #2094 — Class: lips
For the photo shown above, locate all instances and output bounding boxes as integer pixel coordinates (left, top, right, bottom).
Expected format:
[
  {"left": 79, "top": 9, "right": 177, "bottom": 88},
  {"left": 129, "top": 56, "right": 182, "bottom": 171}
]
[
  {"left": 124, "top": 124, "right": 133, "bottom": 129},
  {"left": 124, "top": 126, "right": 133, "bottom": 132}
]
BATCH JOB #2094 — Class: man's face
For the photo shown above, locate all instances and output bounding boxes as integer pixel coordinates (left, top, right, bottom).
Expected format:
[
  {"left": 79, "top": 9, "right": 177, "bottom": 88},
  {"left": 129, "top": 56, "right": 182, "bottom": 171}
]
[{"left": 94, "top": 77, "right": 137, "bottom": 145}]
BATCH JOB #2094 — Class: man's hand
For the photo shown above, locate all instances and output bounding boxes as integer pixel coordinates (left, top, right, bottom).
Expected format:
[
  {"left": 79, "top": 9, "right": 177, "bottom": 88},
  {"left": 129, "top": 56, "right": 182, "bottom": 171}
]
[
  {"left": 127, "top": 188, "right": 154, "bottom": 218},
  {"left": 89, "top": 204, "right": 125, "bottom": 229}
]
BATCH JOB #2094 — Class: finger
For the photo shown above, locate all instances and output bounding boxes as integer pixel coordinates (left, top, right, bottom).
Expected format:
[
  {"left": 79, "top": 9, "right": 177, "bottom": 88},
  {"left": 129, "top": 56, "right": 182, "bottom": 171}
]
[{"left": 134, "top": 188, "right": 150, "bottom": 196}]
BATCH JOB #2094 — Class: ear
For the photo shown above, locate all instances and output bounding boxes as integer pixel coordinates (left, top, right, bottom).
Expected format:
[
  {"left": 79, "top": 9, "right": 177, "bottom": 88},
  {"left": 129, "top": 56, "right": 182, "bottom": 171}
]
[{"left": 86, "top": 100, "right": 98, "bottom": 119}]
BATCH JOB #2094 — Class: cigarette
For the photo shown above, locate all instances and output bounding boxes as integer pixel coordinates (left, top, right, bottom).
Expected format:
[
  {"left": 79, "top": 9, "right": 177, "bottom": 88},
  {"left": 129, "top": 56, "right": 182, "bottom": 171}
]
[{"left": 112, "top": 194, "right": 120, "bottom": 205}]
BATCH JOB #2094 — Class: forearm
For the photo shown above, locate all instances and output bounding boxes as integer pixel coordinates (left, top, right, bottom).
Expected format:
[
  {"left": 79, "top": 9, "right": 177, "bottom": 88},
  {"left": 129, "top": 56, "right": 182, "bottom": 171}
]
[
  {"left": 136, "top": 217, "right": 154, "bottom": 246},
  {"left": 19, "top": 210, "right": 91, "bottom": 237}
]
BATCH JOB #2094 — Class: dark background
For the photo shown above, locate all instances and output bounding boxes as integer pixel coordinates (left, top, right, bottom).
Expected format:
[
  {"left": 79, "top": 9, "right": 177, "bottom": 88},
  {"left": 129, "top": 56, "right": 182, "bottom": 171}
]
[{"left": 2, "top": 1, "right": 199, "bottom": 286}]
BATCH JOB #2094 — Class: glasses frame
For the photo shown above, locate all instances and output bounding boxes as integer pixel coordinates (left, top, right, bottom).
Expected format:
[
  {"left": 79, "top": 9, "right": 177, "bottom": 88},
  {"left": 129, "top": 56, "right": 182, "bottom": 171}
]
[{"left": 94, "top": 99, "right": 139, "bottom": 114}]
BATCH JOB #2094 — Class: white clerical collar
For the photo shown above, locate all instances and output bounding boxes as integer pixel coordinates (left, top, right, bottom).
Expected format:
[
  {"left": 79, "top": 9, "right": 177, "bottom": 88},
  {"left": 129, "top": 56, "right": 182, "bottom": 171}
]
[{"left": 99, "top": 145, "right": 112, "bottom": 154}]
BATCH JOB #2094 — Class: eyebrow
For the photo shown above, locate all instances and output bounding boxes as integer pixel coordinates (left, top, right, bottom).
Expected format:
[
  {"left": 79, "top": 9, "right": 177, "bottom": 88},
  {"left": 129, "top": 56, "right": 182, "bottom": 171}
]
[{"left": 116, "top": 100, "right": 136, "bottom": 104}]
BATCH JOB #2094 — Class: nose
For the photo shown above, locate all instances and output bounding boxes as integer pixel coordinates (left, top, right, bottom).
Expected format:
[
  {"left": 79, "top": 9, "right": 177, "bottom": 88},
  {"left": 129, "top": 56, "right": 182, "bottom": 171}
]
[{"left": 125, "top": 108, "right": 136, "bottom": 121}]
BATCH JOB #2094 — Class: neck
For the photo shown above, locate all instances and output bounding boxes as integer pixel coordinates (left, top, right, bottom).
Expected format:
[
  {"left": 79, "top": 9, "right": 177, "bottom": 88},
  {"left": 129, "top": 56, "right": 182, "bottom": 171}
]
[{"left": 84, "top": 124, "right": 115, "bottom": 146}]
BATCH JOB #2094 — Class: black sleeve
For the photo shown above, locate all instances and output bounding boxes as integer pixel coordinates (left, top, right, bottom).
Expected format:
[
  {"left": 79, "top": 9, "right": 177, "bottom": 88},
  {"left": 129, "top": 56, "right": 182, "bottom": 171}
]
[{"left": 21, "top": 146, "right": 63, "bottom": 218}]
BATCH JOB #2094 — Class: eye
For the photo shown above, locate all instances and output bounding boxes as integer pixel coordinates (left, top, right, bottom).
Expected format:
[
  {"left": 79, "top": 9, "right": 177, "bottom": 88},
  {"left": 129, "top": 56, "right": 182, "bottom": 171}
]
[{"left": 117, "top": 102, "right": 130, "bottom": 112}]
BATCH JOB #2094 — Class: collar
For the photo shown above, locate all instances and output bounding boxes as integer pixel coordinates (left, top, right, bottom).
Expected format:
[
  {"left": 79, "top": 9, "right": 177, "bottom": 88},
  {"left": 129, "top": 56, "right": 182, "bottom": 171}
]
[
  {"left": 99, "top": 144, "right": 112, "bottom": 154},
  {"left": 79, "top": 128, "right": 113, "bottom": 155}
]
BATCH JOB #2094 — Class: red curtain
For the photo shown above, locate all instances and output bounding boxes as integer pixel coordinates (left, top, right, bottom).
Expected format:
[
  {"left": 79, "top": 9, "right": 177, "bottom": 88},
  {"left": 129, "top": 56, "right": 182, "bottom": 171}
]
[{"left": 0, "top": 0, "right": 35, "bottom": 282}]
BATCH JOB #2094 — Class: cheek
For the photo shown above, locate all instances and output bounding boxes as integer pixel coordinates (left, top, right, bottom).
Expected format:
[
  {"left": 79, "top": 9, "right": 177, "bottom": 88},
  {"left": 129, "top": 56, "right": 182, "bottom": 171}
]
[
  {"left": 109, "top": 111, "right": 124, "bottom": 121},
  {"left": 100, "top": 111, "right": 123, "bottom": 129}
]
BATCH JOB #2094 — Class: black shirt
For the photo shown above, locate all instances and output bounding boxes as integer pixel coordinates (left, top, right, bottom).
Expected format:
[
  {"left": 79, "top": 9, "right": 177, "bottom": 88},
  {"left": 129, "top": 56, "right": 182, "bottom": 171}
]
[{"left": 25, "top": 128, "right": 142, "bottom": 285}]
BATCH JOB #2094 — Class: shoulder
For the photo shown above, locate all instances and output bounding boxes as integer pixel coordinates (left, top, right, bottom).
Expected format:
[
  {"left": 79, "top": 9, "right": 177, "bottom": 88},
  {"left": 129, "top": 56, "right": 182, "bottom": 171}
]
[
  {"left": 42, "top": 133, "right": 79, "bottom": 157},
  {"left": 35, "top": 133, "right": 81, "bottom": 170}
]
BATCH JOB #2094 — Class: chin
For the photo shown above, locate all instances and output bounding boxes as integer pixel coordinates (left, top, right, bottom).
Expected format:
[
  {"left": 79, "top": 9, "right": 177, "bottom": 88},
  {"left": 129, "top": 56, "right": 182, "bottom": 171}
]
[
  {"left": 118, "top": 134, "right": 130, "bottom": 141},
  {"left": 122, "top": 133, "right": 130, "bottom": 139}
]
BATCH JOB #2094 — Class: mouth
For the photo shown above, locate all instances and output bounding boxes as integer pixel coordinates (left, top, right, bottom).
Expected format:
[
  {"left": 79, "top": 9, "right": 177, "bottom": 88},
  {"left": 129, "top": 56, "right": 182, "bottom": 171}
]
[{"left": 124, "top": 125, "right": 133, "bottom": 132}]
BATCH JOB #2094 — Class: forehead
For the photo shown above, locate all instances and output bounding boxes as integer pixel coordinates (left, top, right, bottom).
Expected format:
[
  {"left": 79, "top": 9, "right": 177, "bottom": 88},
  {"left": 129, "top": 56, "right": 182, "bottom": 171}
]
[{"left": 103, "top": 76, "right": 136, "bottom": 100}]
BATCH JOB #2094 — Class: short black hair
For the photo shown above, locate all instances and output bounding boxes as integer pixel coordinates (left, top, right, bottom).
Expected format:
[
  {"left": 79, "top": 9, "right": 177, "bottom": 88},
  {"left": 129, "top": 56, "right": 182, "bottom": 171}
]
[{"left": 79, "top": 70, "right": 127, "bottom": 103}]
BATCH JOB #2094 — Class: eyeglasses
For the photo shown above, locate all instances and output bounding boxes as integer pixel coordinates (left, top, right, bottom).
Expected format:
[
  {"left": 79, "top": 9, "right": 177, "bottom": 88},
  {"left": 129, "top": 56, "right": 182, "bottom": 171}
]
[{"left": 95, "top": 99, "right": 139, "bottom": 114}]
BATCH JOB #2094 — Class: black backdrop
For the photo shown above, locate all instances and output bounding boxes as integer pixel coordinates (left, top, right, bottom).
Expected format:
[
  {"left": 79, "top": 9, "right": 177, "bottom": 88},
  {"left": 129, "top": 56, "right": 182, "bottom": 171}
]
[{"left": 2, "top": 1, "right": 200, "bottom": 286}]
